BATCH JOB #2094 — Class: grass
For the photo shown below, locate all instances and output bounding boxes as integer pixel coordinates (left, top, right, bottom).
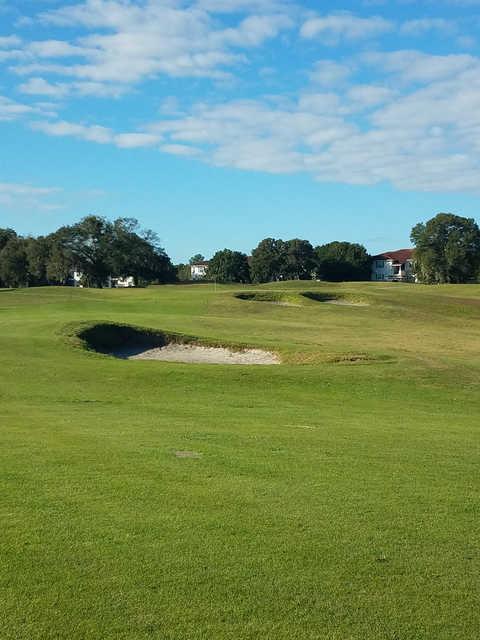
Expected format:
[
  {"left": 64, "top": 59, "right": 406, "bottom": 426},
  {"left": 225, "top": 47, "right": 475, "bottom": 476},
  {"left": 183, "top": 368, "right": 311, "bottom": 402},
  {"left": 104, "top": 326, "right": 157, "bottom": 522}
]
[{"left": 0, "top": 281, "right": 479, "bottom": 639}]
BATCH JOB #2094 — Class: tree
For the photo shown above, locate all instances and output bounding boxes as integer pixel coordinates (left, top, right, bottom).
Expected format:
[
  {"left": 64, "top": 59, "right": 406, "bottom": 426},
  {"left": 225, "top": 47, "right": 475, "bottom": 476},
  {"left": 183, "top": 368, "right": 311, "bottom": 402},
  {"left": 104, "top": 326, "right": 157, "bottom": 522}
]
[
  {"left": 0, "top": 228, "right": 17, "bottom": 252},
  {"left": 283, "top": 239, "right": 315, "bottom": 280},
  {"left": 0, "top": 237, "right": 28, "bottom": 287},
  {"left": 66, "top": 215, "right": 113, "bottom": 287},
  {"left": 314, "top": 241, "right": 371, "bottom": 281},
  {"left": 26, "top": 236, "right": 51, "bottom": 285},
  {"left": 175, "top": 263, "right": 191, "bottom": 282},
  {"left": 250, "top": 238, "right": 286, "bottom": 283},
  {"left": 109, "top": 218, "right": 175, "bottom": 285},
  {"left": 411, "top": 213, "right": 480, "bottom": 283},
  {"left": 45, "top": 229, "right": 75, "bottom": 284},
  {"left": 189, "top": 254, "right": 205, "bottom": 264},
  {"left": 207, "top": 249, "right": 251, "bottom": 283}
]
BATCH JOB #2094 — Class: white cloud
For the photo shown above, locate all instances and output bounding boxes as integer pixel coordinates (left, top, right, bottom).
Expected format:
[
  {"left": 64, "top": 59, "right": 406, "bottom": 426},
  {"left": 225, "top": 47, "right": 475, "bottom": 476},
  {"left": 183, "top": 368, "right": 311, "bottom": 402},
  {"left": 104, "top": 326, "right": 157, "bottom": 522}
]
[
  {"left": 0, "top": 95, "right": 34, "bottom": 120},
  {"left": 30, "top": 119, "right": 114, "bottom": 144},
  {"left": 27, "top": 40, "right": 87, "bottom": 58},
  {"left": 363, "top": 50, "right": 479, "bottom": 84},
  {"left": 30, "top": 119, "right": 162, "bottom": 148},
  {"left": 400, "top": 18, "right": 455, "bottom": 36},
  {"left": 346, "top": 84, "right": 395, "bottom": 108},
  {"left": 17, "top": 0, "right": 292, "bottom": 89},
  {"left": 19, "top": 77, "right": 70, "bottom": 98},
  {"left": 19, "top": 76, "right": 127, "bottom": 98},
  {"left": 0, "top": 35, "right": 21, "bottom": 48},
  {"left": 301, "top": 12, "right": 392, "bottom": 43},
  {"left": 309, "top": 60, "right": 352, "bottom": 86},
  {"left": 160, "top": 143, "right": 201, "bottom": 156},
  {"left": 114, "top": 132, "right": 162, "bottom": 148},
  {"left": 0, "top": 182, "right": 62, "bottom": 210}
]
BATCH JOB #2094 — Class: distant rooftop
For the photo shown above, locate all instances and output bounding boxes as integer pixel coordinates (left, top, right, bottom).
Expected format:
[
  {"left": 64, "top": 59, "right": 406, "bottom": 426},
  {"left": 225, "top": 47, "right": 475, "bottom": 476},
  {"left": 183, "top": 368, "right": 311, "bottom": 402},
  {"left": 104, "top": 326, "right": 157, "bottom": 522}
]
[{"left": 372, "top": 249, "right": 414, "bottom": 263}]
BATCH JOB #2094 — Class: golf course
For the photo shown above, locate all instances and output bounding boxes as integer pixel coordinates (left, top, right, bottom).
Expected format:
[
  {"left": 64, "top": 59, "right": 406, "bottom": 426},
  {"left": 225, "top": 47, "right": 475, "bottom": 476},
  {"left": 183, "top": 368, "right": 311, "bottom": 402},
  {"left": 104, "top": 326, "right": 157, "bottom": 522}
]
[{"left": 1, "top": 281, "right": 479, "bottom": 639}]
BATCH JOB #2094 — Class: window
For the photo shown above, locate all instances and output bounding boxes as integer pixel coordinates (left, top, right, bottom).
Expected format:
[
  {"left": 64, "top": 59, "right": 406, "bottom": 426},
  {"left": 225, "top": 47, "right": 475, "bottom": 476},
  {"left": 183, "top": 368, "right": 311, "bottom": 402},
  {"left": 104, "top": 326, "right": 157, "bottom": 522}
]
[{"left": 376, "top": 260, "right": 384, "bottom": 268}]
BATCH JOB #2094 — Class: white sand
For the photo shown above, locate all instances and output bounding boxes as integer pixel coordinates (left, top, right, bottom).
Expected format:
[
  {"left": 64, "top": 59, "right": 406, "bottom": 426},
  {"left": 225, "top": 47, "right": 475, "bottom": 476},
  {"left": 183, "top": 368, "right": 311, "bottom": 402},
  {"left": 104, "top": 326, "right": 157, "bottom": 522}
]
[{"left": 114, "top": 343, "right": 280, "bottom": 365}]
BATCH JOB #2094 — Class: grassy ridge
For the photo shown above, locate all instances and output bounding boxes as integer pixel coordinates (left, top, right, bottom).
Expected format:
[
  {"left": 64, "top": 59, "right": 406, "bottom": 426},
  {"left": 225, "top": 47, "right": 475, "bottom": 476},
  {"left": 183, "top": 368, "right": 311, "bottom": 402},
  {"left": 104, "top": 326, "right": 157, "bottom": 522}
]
[{"left": 0, "top": 282, "right": 479, "bottom": 639}]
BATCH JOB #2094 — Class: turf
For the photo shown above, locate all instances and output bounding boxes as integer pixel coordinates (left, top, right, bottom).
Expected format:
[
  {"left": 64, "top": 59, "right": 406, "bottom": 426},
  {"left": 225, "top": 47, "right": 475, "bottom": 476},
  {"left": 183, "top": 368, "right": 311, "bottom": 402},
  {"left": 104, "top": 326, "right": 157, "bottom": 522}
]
[{"left": 0, "top": 282, "right": 479, "bottom": 639}]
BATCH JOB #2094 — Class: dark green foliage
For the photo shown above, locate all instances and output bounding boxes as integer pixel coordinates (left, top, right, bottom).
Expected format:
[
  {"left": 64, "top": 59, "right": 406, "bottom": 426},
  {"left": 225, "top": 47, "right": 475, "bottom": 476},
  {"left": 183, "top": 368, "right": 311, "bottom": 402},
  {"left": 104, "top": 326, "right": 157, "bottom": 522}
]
[
  {"left": 411, "top": 213, "right": 480, "bottom": 283},
  {"left": 0, "top": 227, "right": 17, "bottom": 252},
  {"left": 314, "top": 241, "right": 371, "bottom": 281},
  {"left": 45, "top": 230, "right": 74, "bottom": 284},
  {"left": 175, "top": 263, "right": 192, "bottom": 281},
  {"left": 108, "top": 218, "right": 175, "bottom": 285},
  {"left": 250, "top": 238, "right": 286, "bottom": 283},
  {"left": 0, "top": 216, "right": 175, "bottom": 288},
  {"left": 0, "top": 237, "right": 28, "bottom": 287},
  {"left": 250, "top": 237, "right": 314, "bottom": 282},
  {"left": 208, "top": 249, "right": 251, "bottom": 283},
  {"left": 25, "top": 236, "right": 51, "bottom": 285},
  {"left": 283, "top": 238, "right": 315, "bottom": 280},
  {"left": 189, "top": 254, "right": 205, "bottom": 264}
]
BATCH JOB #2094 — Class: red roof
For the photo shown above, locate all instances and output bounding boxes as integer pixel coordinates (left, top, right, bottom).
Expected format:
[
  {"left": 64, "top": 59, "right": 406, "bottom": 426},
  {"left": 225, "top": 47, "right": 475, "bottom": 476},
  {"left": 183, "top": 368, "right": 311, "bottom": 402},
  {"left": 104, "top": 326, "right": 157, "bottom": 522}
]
[{"left": 372, "top": 249, "right": 414, "bottom": 263}]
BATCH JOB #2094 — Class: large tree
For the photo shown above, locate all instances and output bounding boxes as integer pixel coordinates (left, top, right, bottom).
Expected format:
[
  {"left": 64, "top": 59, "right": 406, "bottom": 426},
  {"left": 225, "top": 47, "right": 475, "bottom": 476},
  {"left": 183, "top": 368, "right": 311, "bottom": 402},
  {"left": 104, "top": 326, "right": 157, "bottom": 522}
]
[
  {"left": 283, "top": 239, "right": 315, "bottom": 280},
  {"left": 45, "top": 229, "right": 75, "bottom": 284},
  {"left": 26, "top": 236, "right": 51, "bottom": 285},
  {"left": 411, "top": 213, "right": 480, "bottom": 283},
  {"left": 109, "top": 218, "right": 175, "bottom": 285},
  {"left": 0, "top": 237, "right": 29, "bottom": 287},
  {"left": 250, "top": 238, "right": 286, "bottom": 283},
  {"left": 0, "top": 228, "right": 17, "bottom": 252},
  {"left": 66, "top": 215, "right": 113, "bottom": 287},
  {"left": 207, "top": 249, "right": 251, "bottom": 283},
  {"left": 315, "top": 241, "right": 371, "bottom": 281}
]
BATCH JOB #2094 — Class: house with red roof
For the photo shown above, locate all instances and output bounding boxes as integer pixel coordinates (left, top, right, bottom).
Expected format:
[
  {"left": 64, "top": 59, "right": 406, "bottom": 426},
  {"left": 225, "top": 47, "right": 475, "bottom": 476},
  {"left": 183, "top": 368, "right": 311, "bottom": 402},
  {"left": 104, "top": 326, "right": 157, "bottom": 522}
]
[{"left": 371, "top": 249, "right": 416, "bottom": 282}]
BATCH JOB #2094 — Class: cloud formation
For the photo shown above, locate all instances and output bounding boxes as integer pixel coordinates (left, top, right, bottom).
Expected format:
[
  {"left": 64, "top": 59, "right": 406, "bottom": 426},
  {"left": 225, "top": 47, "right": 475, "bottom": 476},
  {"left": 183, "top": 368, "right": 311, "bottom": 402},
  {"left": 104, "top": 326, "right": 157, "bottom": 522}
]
[{"left": 3, "top": 3, "right": 480, "bottom": 194}]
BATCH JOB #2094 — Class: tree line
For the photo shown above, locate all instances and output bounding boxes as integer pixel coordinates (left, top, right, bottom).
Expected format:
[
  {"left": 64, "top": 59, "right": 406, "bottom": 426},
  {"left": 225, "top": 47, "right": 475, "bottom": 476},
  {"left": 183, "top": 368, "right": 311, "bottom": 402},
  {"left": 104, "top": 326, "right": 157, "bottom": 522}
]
[
  {"left": 2, "top": 212, "right": 480, "bottom": 288},
  {"left": 198, "top": 213, "right": 480, "bottom": 285},
  {"left": 0, "top": 216, "right": 175, "bottom": 288},
  {"left": 201, "top": 239, "right": 371, "bottom": 285}
]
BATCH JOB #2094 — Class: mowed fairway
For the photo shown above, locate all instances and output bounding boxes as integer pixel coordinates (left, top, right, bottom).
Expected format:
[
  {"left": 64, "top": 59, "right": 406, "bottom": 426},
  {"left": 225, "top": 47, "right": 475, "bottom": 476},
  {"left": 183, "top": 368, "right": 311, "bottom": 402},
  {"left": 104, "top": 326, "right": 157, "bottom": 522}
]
[{"left": 0, "top": 282, "right": 479, "bottom": 639}]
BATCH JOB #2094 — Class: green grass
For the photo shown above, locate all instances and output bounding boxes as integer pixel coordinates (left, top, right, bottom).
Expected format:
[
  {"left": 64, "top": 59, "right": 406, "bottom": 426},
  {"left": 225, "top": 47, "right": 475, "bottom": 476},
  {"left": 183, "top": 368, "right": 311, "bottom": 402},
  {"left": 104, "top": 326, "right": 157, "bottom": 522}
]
[{"left": 0, "top": 282, "right": 479, "bottom": 639}]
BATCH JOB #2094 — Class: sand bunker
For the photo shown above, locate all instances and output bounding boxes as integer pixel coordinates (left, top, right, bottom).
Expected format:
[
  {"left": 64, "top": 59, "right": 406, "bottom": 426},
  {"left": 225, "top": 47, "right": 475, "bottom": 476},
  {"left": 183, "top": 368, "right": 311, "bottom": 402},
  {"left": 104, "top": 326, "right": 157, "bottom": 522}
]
[
  {"left": 113, "top": 343, "right": 280, "bottom": 365},
  {"left": 76, "top": 322, "right": 280, "bottom": 365}
]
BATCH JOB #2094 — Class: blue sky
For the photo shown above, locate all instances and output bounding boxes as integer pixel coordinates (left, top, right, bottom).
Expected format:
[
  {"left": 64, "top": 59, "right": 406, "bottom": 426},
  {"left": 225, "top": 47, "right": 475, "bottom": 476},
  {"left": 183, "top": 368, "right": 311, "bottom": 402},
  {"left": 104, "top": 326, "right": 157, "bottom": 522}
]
[{"left": 1, "top": 0, "right": 480, "bottom": 262}]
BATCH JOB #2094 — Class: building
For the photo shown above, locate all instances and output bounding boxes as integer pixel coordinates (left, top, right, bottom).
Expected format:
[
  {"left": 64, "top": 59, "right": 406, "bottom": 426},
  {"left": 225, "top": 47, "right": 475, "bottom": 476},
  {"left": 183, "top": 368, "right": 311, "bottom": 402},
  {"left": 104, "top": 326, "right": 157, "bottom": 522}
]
[
  {"left": 371, "top": 249, "right": 416, "bottom": 282},
  {"left": 190, "top": 261, "right": 209, "bottom": 280},
  {"left": 70, "top": 270, "right": 135, "bottom": 288}
]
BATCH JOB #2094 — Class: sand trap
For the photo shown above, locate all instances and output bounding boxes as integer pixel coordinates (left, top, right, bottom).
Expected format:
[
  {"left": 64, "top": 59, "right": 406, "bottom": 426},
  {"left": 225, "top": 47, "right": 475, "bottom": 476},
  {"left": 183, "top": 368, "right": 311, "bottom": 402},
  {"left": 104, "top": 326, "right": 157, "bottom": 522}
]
[
  {"left": 323, "top": 300, "right": 369, "bottom": 307},
  {"left": 113, "top": 343, "right": 280, "bottom": 365}
]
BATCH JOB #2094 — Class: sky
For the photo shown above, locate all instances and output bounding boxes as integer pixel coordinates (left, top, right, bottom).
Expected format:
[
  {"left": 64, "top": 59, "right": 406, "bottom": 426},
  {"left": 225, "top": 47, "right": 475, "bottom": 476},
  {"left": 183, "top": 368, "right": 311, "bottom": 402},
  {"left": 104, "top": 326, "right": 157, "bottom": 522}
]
[{"left": 1, "top": 0, "right": 480, "bottom": 262}]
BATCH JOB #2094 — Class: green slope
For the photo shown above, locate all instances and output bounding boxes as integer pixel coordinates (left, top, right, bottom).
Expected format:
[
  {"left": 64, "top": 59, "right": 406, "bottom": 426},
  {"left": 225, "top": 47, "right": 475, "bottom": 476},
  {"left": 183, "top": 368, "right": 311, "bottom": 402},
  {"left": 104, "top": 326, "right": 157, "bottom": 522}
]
[{"left": 0, "top": 283, "right": 479, "bottom": 639}]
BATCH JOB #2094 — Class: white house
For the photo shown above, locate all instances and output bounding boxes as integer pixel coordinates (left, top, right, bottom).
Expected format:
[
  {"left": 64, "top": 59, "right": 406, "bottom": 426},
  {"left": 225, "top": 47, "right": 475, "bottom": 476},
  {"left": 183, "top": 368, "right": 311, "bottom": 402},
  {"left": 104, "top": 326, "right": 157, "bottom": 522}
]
[
  {"left": 371, "top": 249, "right": 416, "bottom": 282},
  {"left": 70, "top": 271, "right": 135, "bottom": 288},
  {"left": 190, "top": 261, "right": 209, "bottom": 280}
]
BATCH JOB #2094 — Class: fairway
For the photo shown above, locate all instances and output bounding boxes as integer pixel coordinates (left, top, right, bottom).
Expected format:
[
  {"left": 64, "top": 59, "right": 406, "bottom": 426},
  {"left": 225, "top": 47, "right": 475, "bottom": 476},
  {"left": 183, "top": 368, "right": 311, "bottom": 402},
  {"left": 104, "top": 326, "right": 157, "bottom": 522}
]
[{"left": 1, "top": 282, "right": 479, "bottom": 639}]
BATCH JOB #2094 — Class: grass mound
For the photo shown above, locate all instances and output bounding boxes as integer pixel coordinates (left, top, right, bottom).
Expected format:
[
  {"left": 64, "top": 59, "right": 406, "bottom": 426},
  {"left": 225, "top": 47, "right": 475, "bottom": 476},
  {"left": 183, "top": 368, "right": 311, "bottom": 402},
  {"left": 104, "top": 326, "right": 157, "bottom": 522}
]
[
  {"left": 235, "top": 291, "right": 301, "bottom": 306},
  {"left": 301, "top": 291, "right": 369, "bottom": 306}
]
